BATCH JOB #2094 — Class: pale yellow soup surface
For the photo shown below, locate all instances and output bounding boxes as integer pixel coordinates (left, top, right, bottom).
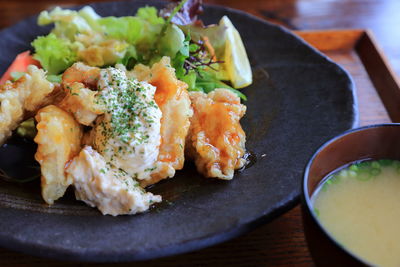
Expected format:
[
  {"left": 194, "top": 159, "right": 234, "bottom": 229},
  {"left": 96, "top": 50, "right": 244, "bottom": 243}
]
[{"left": 312, "top": 160, "right": 400, "bottom": 267}]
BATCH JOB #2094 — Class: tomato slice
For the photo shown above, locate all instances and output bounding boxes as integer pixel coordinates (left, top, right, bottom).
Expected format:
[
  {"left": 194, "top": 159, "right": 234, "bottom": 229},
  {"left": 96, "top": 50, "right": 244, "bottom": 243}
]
[{"left": 0, "top": 51, "right": 41, "bottom": 84}]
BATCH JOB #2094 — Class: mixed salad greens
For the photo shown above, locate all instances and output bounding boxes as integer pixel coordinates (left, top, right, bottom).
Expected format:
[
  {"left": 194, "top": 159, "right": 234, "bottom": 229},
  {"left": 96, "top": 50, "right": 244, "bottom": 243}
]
[{"left": 27, "top": 0, "right": 251, "bottom": 100}]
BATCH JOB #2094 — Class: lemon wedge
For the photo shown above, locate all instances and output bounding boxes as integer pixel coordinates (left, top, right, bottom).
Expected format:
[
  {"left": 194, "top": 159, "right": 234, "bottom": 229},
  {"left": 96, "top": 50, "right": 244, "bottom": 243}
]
[{"left": 220, "top": 16, "right": 252, "bottom": 89}]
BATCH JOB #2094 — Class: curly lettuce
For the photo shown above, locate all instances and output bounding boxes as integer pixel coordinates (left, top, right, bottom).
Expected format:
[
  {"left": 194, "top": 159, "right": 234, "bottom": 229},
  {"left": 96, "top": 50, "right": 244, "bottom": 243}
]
[
  {"left": 33, "top": 6, "right": 170, "bottom": 72},
  {"left": 31, "top": 33, "right": 77, "bottom": 75},
  {"left": 31, "top": 2, "right": 249, "bottom": 99}
]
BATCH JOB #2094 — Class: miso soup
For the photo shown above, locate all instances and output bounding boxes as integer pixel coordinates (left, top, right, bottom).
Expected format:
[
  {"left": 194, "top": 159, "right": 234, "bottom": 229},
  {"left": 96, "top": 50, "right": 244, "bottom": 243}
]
[{"left": 312, "top": 159, "right": 400, "bottom": 267}]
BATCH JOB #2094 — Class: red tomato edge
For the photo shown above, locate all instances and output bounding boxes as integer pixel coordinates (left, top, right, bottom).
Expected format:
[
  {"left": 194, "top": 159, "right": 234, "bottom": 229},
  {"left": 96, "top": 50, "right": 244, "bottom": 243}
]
[{"left": 0, "top": 51, "right": 41, "bottom": 84}]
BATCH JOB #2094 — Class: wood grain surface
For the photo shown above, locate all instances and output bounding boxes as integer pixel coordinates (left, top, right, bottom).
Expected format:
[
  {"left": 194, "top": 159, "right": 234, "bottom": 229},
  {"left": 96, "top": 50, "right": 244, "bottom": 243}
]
[{"left": 0, "top": 0, "right": 398, "bottom": 266}]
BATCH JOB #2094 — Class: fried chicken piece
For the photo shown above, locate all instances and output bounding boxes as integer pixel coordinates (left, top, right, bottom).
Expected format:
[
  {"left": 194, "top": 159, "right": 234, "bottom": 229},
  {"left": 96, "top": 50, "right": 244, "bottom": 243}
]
[
  {"left": 58, "top": 82, "right": 104, "bottom": 126},
  {"left": 62, "top": 62, "right": 100, "bottom": 89},
  {"left": 66, "top": 146, "right": 161, "bottom": 216},
  {"left": 58, "top": 62, "right": 104, "bottom": 125},
  {"left": 0, "top": 65, "right": 57, "bottom": 144},
  {"left": 130, "top": 57, "right": 193, "bottom": 186},
  {"left": 34, "top": 105, "right": 82, "bottom": 204},
  {"left": 186, "top": 88, "right": 246, "bottom": 180},
  {"left": 28, "top": 84, "right": 65, "bottom": 116},
  {"left": 0, "top": 90, "right": 23, "bottom": 144}
]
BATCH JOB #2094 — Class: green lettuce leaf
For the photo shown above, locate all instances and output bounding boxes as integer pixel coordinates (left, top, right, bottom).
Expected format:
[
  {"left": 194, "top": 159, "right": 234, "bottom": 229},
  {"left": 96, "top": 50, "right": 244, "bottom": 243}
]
[
  {"left": 78, "top": 6, "right": 102, "bottom": 31},
  {"left": 32, "top": 4, "right": 247, "bottom": 98},
  {"left": 31, "top": 33, "right": 77, "bottom": 75},
  {"left": 136, "top": 6, "right": 165, "bottom": 24},
  {"left": 46, "top": 74, "right": 62, "bottom": 83},
  {"left": 98, "top": 17, "right": 143, "bottom": 44},
  {"left": 38, "top": 7, "right": 95, "bottom": 41},
  {"left": 99, "top": 7, "right": 165, "bottom": 64},
  {"left": 118, "top": 45, "right": 138, "bottom": 70},
  {"left": 195, "top": 70, "right": 247, "bottom": 100},
  {"left": 159, "top": 24, "right": 186, "bottom": 61},
  {"left": 180, "top": 20, "right": 230, "bottom": 81}
]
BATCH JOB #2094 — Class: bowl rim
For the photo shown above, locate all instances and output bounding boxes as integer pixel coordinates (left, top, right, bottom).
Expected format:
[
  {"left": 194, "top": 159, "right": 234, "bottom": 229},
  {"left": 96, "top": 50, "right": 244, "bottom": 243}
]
[{"left": 302, "top": 123, "right": 400, "bottom": 266}]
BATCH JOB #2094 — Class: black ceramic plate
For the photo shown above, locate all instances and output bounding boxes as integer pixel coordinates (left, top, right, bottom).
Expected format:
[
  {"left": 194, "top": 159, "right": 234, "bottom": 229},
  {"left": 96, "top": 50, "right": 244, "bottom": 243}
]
[{"left": 0, "top": 0, "right": 357, "bottom": 262}]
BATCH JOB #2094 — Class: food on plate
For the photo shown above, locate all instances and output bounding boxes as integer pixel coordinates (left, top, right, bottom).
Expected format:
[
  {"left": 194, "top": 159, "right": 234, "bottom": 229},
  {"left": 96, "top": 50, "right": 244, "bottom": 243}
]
[
  {"left": 0, "top": 0, "right": 252, "bottom": 215},
  {"left": 59, "top": 62, "right": 104, "bottom": 125},
  {"left": 186, "top": 89, "right": 246, "bottom": 179},
  {"left": 67, "top": 146, "right": 161, "bottom": 216},
  {"left": 312, "top": 159, "right": 400, "bottom": 267},
  {"left": 91, "top": 67, "right": 162, "bottom": 181},
  {"left": 0, "top": 51, "right": 40, "bottom": 85},
  {"left": 0, "top": 65, "right": 57, "bottom": 145},
  {"left": 126, "top": 56, "right": 193, "bottom": 187},
  {"left": 34, "top": 105, "right": 82, "bottom": 204}
]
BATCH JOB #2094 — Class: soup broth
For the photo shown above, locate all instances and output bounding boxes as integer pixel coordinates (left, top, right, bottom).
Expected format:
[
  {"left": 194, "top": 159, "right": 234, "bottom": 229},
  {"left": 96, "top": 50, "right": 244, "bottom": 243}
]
[{"left": 312, "top": 159, "right": 400, "bottom": 267}]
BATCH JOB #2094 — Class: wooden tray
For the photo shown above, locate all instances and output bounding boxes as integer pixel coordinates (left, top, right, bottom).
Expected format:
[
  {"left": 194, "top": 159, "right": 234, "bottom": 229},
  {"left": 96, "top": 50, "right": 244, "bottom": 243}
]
[{"left": 294, "top": 29, "right": 400, "bottom": 126}]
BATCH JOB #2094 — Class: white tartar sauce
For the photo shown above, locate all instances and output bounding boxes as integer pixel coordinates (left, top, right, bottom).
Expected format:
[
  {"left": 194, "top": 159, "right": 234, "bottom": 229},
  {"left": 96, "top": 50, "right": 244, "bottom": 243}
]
[{"left": 93, "top": 67, "right": 162, "bottom": 180}]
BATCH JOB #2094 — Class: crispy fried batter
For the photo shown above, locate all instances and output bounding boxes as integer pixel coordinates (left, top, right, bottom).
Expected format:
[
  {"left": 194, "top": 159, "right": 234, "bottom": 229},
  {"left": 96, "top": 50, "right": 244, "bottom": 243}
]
[
  {"left": 59, "top": 63, "right": 104, "bottom": 125},
  {"left": 58, "top": 82, "right": 104, "bottom": 126},
  {"left": 34, "top": 105, "right": 82, "bottom": 205},
  {"left": 23, "top": 84, "right": 66, "bottom": 120},
  {"left": 66, "top": 146, "right": 161, "bottom": 216},
  {"left": 130, "top": 57, "right": 193, "bottom": 186},
  {"left": 186, "top": 88, "right": 246, "bottom": 180},
  {"left": 0, "top": 65, "right": 57, "bottom": 144},
  {"left": 0, "top": 89, "right": 23, "bottom": 144},
  {"left": 62, "top": 62, "right": 100, "bottom": 89}
]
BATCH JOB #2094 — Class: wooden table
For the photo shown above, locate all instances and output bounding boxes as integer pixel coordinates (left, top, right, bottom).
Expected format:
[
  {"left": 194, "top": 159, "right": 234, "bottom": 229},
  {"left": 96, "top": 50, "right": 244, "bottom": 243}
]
[{"left": 0, "top": 0, "right": 398, "bottom": 266}]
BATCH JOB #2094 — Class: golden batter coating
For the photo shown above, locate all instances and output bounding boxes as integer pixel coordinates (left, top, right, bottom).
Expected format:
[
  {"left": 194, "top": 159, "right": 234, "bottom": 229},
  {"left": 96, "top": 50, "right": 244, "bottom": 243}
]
[
  {"left": 34, "top": 105, "right": 82, "bottom": 205},
  {"left": 61, "top": 62, "right": 100, "bottom": 89},
  {"left": 130, "top": 57, "right": 193, "bottom": 186},
  {"left": 186, "top": 88, "right": 246, "bottom": 180},
  {"left": 58, "top": 62, "right": 104, "bottom": 126},
  {"left": 66, "top": 146, "right": 161, "bottom": 216},
  {"left": 0, "top": 65, "right": 56, "bottom": 144}
]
